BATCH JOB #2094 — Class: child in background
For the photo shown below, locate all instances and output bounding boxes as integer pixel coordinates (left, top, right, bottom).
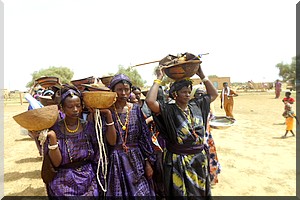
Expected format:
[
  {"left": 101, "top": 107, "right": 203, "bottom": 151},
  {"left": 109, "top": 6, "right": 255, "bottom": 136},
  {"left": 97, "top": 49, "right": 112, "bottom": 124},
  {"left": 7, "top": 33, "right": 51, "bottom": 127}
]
[{"left": 282, "top": 103, "right": 299, "bottom": 138}]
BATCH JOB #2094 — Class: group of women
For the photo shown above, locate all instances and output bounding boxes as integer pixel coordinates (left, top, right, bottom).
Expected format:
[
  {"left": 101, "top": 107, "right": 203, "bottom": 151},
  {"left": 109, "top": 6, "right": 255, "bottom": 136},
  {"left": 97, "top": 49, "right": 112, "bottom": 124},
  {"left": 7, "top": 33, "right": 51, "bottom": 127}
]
[{"left": 32, "top": 53, "right": 219, "bottom": 199}]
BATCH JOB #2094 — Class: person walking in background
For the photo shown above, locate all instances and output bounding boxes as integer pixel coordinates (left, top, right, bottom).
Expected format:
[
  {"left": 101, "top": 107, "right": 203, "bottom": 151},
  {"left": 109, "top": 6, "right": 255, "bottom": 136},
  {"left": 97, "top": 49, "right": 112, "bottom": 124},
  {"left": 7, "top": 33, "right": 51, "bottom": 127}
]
[
  {"left": 275, "top": 79, "right": 282, "bottom": 99},
  {"left": 106, "top": 74, "right": 156, "bottom": 198},
  {"left": 282, "top": 103, "right": 299, "bottom": 138},
  {"left": 220, "top": 82, "right": 238, "bottom": 119},
  {"left": 146, "top": 53, "right": 218, "bottom": 198},
  {"left": 282, "top": 91, "right": 295, "bottom": 105}
]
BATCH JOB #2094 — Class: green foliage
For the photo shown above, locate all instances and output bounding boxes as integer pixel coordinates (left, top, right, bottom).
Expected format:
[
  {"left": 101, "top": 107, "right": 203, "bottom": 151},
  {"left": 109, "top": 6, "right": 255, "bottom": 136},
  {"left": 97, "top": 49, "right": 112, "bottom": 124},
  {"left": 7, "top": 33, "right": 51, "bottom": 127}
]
[
  {"left": 275, "top": 57, "right": 296, "bottom": 84},
  {"left": 26, "top": 66, "right": 74, "bottom": 88},
  {"left": 116, "top": 65, "right": 145, "bottom": 87}
]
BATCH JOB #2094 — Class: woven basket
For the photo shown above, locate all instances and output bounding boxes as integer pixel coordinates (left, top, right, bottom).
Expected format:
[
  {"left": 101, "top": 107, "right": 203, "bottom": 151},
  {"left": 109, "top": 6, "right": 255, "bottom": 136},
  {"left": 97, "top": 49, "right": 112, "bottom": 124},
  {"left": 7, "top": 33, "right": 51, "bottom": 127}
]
[
  {"left": 39, "top": 96, "right": 57, "bottom": 106},
  {"left": 100, "top": 75, "right": 114, "bottom": 87},
  {"left": 163, "top": 60, "right": 201, "bottom": 81},
  {"left": 13, "top": 105, "right": 58, "bottom": 131},
  {"left": 83, "top": 91, "right": 117, "bottom": 109}
]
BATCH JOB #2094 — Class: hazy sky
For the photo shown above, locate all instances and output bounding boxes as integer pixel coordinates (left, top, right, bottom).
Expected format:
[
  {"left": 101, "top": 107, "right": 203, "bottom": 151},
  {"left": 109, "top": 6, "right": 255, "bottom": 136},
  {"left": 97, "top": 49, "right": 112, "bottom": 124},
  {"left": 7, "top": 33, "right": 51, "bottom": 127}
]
[{"left": 3, "top": 0, "right": 298, "bottom": 91}]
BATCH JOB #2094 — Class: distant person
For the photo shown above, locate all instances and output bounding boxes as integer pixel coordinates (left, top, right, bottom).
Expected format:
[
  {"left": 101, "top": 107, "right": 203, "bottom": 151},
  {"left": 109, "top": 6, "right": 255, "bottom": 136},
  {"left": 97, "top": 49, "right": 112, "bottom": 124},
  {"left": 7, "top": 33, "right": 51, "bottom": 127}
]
[
  {"left": 282, "top": 103, "right": 299, "bottom": 138},
  {"left": 132, "top": 86, "right": 143, "bottom": 107},
  {"left": 274, "top": 79, "right": 282, "bottom": 99},
  {"left": 282, "top": 91, "right": 295, "bottom": 105},
  {"left": 220, "top": 82, "right": 238, "bottom": 119}
]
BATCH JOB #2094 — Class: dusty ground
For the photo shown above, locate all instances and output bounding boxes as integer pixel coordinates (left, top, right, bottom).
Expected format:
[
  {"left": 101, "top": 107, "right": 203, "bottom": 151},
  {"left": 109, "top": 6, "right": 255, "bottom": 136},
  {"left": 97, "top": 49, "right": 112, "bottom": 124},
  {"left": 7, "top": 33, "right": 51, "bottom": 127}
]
[{"left": 3, "top": 90, "right": 297, "bottom": 196}]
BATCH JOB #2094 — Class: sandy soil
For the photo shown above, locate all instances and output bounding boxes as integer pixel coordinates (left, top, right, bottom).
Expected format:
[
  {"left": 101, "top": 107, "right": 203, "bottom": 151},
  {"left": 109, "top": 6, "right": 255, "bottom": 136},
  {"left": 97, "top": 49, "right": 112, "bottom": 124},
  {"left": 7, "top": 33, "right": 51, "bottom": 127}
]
[{"left": 3, "top": 91, "right": 297, "bottom": 196}]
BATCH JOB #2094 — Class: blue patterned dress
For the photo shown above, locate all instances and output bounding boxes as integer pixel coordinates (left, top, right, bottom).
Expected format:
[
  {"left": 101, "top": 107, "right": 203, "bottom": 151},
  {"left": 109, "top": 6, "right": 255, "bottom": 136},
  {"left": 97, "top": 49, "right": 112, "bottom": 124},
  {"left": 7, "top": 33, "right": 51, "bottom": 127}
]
[
  {"left": 44, "top": 119, "right": 101, "bottom": 197},
  {"left": 105, "top": 103, "right": 156, "bottom": 198}
]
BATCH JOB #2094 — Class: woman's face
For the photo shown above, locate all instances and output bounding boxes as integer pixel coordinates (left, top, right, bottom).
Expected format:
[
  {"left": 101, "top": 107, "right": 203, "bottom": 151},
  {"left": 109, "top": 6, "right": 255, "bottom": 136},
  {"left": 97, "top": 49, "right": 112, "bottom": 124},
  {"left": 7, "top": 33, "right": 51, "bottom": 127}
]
[
  {"left": 53, "top": 89, "right": 61, "bottom": 104},
  {"left": 114, "top": 83, "right": 131, "bottom": 103},
  {"left": 175, "top": 86, "right": 191, "bottom": 104},
  {"left": 62, "top": 95, "right": 82, "bottom": 119},
  {"left": 132, "top": 89, "right": 141, "bottom": 101}
]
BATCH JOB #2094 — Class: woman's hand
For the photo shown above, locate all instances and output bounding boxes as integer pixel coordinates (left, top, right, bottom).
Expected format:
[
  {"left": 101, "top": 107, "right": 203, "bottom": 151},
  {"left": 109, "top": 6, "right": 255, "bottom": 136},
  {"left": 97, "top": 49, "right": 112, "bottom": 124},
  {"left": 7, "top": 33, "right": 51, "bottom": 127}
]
[
  {"left": 196, "top": 64, "right": 205, "bottom": 79},
  {"left": 155, "top": 66, "right": 165, "bottom": 80},
  {"left": 99, "top": 108, "right": 112, "bottom": 118},
  {"left": 144, "top": 160, "right": 153, "bottom": 180}
]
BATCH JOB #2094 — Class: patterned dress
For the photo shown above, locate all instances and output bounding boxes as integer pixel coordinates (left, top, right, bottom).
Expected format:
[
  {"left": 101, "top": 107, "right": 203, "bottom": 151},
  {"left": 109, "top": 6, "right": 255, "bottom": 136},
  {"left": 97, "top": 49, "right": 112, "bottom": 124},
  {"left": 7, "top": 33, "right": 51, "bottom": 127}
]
[
  {"left": 153, "top": 95, "right": 212, "bottom": 199},
  {"left": 44, "top": 119, "right": 100, "bottom": 197},
  {"left": 106, "top": 103, "right": 156, "bottom": 198}
]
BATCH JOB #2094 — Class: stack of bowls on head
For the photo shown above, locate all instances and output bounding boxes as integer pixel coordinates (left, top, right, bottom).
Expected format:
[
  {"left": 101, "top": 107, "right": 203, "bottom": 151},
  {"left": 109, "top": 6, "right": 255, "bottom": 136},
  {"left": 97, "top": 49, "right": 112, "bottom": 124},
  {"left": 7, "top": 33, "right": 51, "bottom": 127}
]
[{"left": 160, "top": 53, "right": 202, "bottom": 81}]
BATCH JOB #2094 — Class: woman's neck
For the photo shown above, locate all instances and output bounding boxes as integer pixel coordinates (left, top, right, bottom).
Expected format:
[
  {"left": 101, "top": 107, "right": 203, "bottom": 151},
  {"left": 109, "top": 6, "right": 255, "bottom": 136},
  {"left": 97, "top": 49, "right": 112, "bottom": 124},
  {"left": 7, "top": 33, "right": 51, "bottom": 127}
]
[
  {"left": 64, "top": 117, "right": 78, "bottom": 125},
  {"left": 176, "top": 101, "right": 188, "bottom": 111},
  {"left": 115, "top": 101, "right": 128, "bottom": 109}
]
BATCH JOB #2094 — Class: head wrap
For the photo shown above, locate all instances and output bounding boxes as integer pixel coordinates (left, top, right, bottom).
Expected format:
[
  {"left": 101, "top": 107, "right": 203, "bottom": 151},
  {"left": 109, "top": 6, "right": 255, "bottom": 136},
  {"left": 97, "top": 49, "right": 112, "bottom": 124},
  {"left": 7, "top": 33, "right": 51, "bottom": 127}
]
[
  {"left": 191, "top": 84, "right": 206, "bottom": 98},
  {"left": 60, "top": 89, "right": 81, "bottom": 103},
  {"left": 169, "top": 79, "right": 193, "bottom": 99},
  {"left": 109, "top": 74, "right": 132, "bottom": 90}
]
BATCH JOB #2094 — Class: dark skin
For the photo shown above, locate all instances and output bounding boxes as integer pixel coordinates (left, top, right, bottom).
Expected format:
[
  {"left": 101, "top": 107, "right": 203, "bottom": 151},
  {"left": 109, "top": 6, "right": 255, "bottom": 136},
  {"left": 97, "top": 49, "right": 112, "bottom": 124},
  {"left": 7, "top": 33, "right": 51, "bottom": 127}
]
[
  {"left": 113, "top": 82, "right": 153, "bottom": 180},
  {"left": 146, "top": 64, "right": 218, "bottom": 113},
  {"left": 220, "top": 82, "right": 238, "bottom": 109},
  {"left": 30, "top": 95, "right": 116, "bottom": 167}
]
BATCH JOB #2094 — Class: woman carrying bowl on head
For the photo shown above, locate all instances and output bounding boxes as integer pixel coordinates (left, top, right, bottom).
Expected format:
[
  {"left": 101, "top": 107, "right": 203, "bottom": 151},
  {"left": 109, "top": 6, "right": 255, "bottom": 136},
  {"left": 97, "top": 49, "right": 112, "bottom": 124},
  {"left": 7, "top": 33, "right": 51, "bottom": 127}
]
[
  {"left": 145, "top": 53, "right": 218, "bottom": 199},
  {"left": 38, "top": 84, "right": 116, "bottom": 197},
  {"left": 106, "top": 74, "right": 156, "bottom": 198}
]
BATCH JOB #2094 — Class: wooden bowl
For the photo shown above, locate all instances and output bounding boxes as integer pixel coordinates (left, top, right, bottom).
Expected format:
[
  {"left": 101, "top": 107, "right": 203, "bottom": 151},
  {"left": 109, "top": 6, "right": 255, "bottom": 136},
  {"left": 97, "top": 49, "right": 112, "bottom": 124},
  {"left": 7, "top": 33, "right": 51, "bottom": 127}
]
[
  {"left": 100, "top": 75, "right": 114, "bottom": 87},
  {"left": 82, "top": 91, "right": 117, "bottom": 109},
  {"left": 39, "top": 96, "right": 57, "bottom": 106},
  {"left": 35, "top": 76, "right": 60, "bottom": 88},
  {"left": 71, "top": 76, "right": 97, "bottom": 92},
  {"left": 163, "top": 60, "right": 201, "bottom": 80},
  {"left": 13, "top": 105, "right": 58, "bottom": 131},
  {"left": 81, "top": 84, "right": 110, "bottom": 92},
  {"left": 209, "top": 116, "right": 236, "bottom": 129}
]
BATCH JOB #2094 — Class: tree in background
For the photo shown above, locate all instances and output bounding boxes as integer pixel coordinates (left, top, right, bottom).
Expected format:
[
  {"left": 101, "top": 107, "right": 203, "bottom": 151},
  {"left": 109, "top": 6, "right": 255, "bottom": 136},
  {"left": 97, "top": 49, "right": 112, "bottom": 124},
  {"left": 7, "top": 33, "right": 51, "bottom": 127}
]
[
  {"left": 26, "top": 66, "right": 74, "bottom": 88},
  {"left": 275, "top": 56, "right": 297, "bottom": 85},
  {"left": 116, "top": 65, "right": 145, "bottom": 88}
]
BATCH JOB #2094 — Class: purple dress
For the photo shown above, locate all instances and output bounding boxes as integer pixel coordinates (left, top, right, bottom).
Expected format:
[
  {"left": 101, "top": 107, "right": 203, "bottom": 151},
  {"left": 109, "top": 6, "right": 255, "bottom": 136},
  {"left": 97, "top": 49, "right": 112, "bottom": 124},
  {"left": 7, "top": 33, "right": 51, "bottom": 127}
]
[
  {"left": 44, "top": 119, "right": 100, "bottom": 196},
  {"left": 106, "top": 103, "right": 156, "bottom": 198}
]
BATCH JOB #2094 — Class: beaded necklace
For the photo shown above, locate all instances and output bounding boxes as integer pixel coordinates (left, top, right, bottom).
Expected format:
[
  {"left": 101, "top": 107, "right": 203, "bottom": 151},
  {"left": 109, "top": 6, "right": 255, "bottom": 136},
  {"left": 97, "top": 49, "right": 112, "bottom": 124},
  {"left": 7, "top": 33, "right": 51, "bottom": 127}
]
[
  {"left": 113, "top": 104, "right": 130, "bottom": 131},
  {"left": 113, "top": 104, "right": 131, "bottom": 153},
  {"left": 64, "top": 118, "right": 80, "bottom": 133},
  {"left": 176, "top": 103, "right": 198, "bottom": 139}
]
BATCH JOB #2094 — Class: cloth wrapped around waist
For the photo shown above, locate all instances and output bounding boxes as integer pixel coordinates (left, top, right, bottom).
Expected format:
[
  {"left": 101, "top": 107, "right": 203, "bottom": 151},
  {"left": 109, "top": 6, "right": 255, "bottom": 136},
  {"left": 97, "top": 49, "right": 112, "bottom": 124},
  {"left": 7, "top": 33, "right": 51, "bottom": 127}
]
[{"left": 166, "top": 142, "right": 209, "bottom": 155}]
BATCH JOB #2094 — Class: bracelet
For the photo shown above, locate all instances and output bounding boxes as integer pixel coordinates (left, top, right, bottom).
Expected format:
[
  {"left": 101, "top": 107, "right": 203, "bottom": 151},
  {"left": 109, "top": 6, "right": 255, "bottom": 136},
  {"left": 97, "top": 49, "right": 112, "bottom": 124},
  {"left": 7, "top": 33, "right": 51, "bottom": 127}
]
[
  {"left": 106, "top": 121, "right": 115, "bottom": 126},
  {"left": 202, "top": 77, "right": 209, "bottom": 82},
  {"left": 48, "top": 142, "right": 59, "bottom": 150},
  {"left": 153, "top": 79, "right": 162, "bottom": 85},
  {"left": 145, "top": 158, "right": 148, "bottom": 161}
]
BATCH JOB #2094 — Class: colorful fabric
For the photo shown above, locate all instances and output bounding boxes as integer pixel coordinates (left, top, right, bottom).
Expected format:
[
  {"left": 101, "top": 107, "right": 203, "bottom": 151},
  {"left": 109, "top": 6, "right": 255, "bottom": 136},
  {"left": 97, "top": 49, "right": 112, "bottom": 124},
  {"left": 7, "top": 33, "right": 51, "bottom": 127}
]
[
  {"left": 220, "top": 89, "right": 237, "bottom": 118},
  {"left": 109, "top": 74, "right": 132, "bottom": 89},
  {"left": 283, "top": 97, "right": 295, "bottom": 104},
  {"left": 275, "top": 81, "right": 282, "bottom": 98},
  {"left": 153, "top": 95, "right": 212, "bottom": 198},
  {"left": 105, "top": 103, "right": 155, "bottom": 198},
  {"left": 285, "top": 112, "right": 296, "bottom": 131},
  {"left": 44, "top": 119, "right": 100, "bottom": 196}
]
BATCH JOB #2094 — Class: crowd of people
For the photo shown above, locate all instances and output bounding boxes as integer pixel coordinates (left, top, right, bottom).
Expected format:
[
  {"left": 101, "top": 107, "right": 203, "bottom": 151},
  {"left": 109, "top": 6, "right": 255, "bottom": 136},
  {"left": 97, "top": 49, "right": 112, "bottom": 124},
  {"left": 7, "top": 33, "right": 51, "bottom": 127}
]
[
  {"left": 26, "top": 54, "right": 218, "bottom": 199},
  {"left": 25, "top": 52, "right": 298, "bottom": 198}
]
